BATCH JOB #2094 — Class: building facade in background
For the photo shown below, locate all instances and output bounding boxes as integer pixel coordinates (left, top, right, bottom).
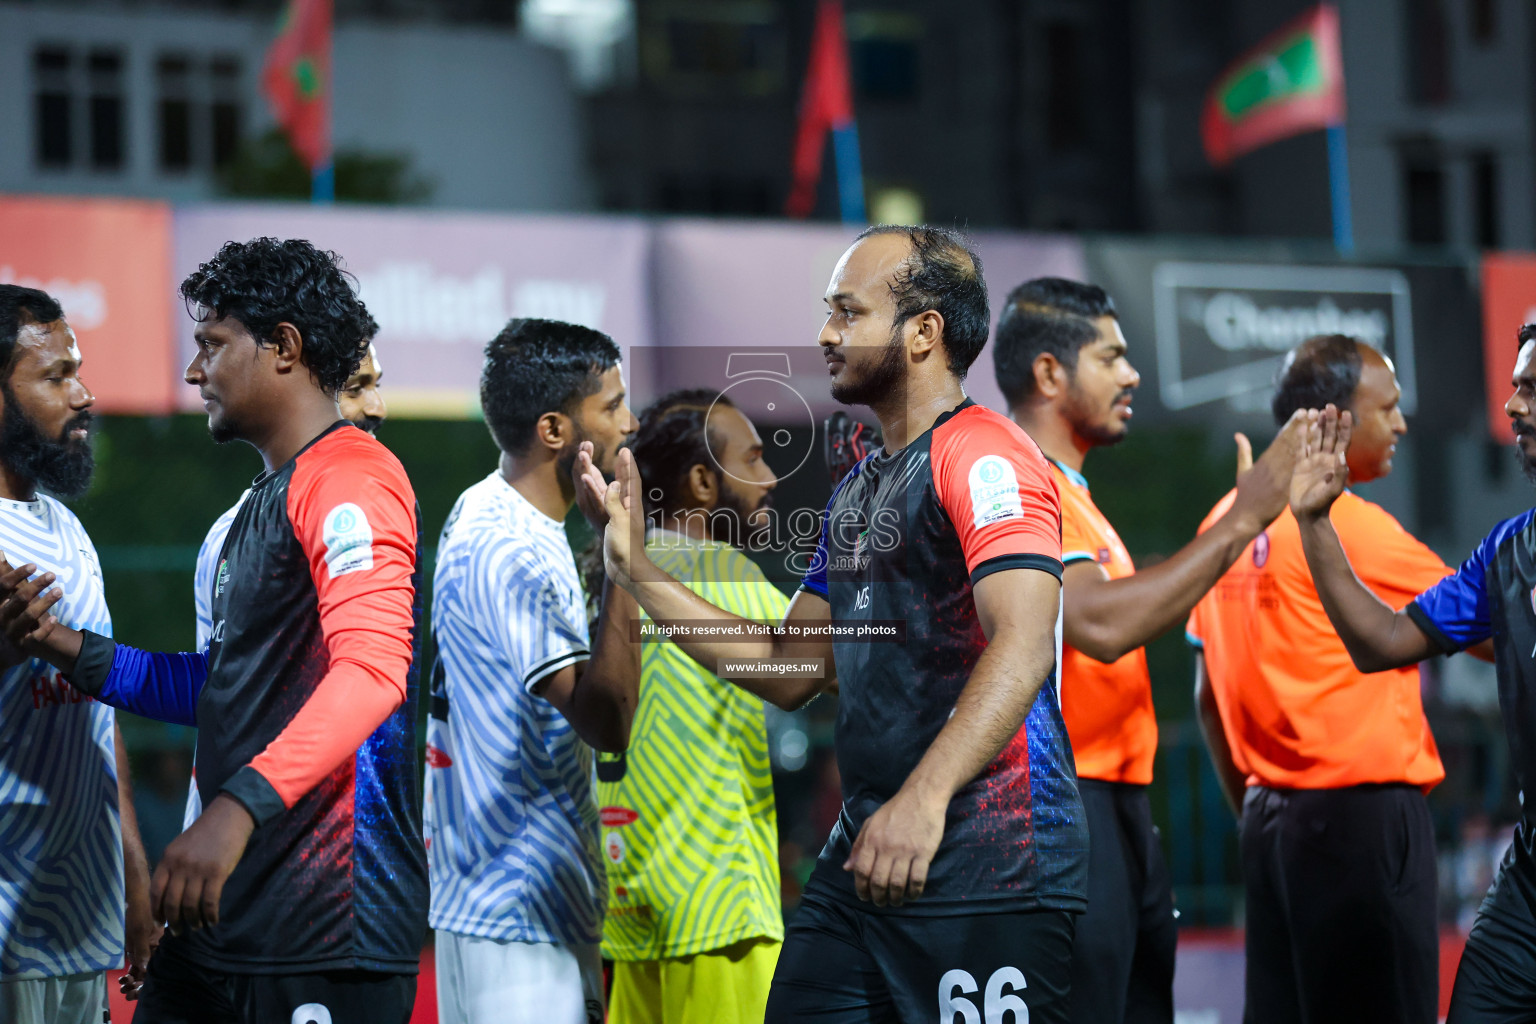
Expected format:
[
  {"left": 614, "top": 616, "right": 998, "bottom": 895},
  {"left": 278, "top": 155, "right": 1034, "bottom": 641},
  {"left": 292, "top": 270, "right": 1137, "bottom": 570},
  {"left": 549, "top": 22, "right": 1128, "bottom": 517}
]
[{"left": 0, "top": 0, "right": 594, "bottom": 211}]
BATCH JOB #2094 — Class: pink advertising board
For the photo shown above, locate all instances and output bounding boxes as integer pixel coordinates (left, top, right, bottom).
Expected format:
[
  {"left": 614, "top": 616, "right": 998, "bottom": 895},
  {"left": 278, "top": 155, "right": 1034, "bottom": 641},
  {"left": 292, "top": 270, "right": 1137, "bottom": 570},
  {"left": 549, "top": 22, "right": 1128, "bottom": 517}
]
[{"left": 172, "top": 204, "right": 653, "bottom": 416}]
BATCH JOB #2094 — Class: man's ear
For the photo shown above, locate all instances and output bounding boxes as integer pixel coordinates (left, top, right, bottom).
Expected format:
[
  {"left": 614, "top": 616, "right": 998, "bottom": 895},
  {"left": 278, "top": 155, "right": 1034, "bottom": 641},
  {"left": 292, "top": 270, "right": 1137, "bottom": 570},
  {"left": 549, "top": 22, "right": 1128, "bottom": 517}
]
[
  {"left": 268, "top": 323, "right": 305, "bottom": 375},
  {"left": 907, "top": 310, "right": 944, "bottom": 360},
  {"left": 1032, "top": 353, "right": 1068, "bottom": 398},
  {"left": 533, "top": 411, "right": 572, "bottom": 455},
  {"left": 687, "top": 463, "right": 719, "bottom": 509}
]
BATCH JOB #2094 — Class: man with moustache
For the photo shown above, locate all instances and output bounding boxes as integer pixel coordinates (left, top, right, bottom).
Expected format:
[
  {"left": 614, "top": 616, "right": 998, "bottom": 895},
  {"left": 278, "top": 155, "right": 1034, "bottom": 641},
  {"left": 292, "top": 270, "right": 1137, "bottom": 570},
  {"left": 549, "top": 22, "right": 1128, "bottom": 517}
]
[
  {"left": 423, "top": 319, "right": 642, "bottom": 1024},
  {"left": 584, "top": 226, "right": 1085, "bottom": 1021},
  {"left": 1189, "top": 335, "right": 1456, "bottom": 1023},
  {"left": 598, "top": 389, "right": 786, "bottom": 1024},
  {"left": 993, "top": 278, "right": 1296, "bottom": 1024},
  {"left": 1289, "top": 325, "right": 1536, "bottom": 1021},
  {"left": 0, "top": 239, "right": 427, "bottom": 1024},
  {"left": 0, "top": 284, "right": 158, "bottom": 1023}
]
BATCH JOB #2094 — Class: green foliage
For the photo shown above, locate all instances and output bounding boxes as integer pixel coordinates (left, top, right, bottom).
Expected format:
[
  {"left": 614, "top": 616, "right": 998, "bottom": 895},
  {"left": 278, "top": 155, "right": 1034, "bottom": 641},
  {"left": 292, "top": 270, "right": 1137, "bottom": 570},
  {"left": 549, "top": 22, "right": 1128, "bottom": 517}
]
[{"left": 216, "top": 128, "right": 435, "bottom": 204}]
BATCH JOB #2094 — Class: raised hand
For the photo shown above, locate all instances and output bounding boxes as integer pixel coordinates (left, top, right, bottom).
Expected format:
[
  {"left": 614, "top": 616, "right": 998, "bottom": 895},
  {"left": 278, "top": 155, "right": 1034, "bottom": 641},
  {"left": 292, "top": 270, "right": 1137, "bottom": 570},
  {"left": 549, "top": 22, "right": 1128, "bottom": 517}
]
[
  {"left": 1290, "top": 405, "right": 1353, "bottom": 522},
  {"left": 0, "top": 553, "right": 65, "bottom": 667},
  {"left": 572, "top": 441, "right": 611, "bottom": 531},
  {"left": 1228, "top": 408, "right": 1307, "bottom": 534},
  {"left": 598, "top": 447, "right": 647, "bottom": 592}
]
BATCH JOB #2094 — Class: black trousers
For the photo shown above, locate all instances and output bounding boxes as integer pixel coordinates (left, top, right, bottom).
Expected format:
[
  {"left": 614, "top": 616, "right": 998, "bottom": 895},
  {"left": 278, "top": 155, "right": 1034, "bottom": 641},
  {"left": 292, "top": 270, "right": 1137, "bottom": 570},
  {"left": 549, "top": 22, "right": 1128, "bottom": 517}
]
[
  {"left": 1068, "top": 780, "right": 1176, "bottom": 1024},
  {"left": 765, "top": 886, "right": 1075, "bottom": 1023},
  {"left": 1446, "top": 819, "right": 1536, "bottom": 1022},
  {"left": 1240, "top": 784, "right": 1438, "bottom": 1024},
  {"left": 130, "top": 936, "right": 416, "bottom": 1024}
]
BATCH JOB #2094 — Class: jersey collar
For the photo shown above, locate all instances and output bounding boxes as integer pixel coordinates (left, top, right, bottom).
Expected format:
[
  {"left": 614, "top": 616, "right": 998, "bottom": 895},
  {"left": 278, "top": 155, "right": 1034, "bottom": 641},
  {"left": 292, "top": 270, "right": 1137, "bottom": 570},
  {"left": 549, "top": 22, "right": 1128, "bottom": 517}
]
[{"left": 1048, "top": 458, "right": 1090, "bottom": 492}]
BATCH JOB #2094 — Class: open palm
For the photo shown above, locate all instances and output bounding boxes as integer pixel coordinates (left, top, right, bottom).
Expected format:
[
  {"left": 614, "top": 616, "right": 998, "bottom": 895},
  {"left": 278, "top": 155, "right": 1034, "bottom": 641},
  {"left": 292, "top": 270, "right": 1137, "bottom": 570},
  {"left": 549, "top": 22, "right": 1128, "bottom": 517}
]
[{"left": 1289, "top": 406, "right": 1353, "bottom": 520}]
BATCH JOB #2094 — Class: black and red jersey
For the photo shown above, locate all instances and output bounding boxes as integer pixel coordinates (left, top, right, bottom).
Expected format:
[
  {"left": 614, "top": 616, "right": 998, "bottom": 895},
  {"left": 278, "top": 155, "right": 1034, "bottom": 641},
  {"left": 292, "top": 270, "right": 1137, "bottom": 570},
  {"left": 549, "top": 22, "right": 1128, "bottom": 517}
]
[
  {"left": 75, "top": 422, "right": 428, "bottom": 974},
  {"left": 801, "top": 400, "right": 1088, "bottom": 914}
]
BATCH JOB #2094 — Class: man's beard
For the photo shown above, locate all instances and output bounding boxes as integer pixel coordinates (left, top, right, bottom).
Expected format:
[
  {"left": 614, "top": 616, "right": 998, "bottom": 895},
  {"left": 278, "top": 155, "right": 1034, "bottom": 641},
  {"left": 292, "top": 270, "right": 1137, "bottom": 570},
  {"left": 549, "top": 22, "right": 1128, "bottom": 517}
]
[
  {"left": 709, "top": 482, "right": 772, "bottom": 547},
  {"left": 557, "top": 423, "right": 610, "bottom": 484},
  {"left": 1067, "top": 383, "right": 1133, "bottom": 448},
  {"left": 1515, "top": 424, "right": 1536, "bottom": 484},
  {"left": 1, "top": 396, "right": 94, "bottom": 498},
  {"left": 355, "top": 415, "right": 383, "bottom": 436},
  {"left": 830, "top": 331, "right": 906, "bottom": 407}
]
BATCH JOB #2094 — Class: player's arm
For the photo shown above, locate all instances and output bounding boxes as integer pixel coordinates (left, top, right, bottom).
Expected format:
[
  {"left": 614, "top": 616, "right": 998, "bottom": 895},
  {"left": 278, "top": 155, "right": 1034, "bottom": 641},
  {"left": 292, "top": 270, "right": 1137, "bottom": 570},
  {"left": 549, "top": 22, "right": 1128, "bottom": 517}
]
[
  {"left": 1291, "top": 408, "right": 1443, "bottom": 672},
  {"left": 1063, "top": 413, "right": 1303, "bottom": 662},
  {"left": 115, "top": 721, "right": 161, "bottom": 1000},
  {"left": 846, "top": 566, "right": 1060, "bottom": 907},
  {"left": 535, "top": 576, "right": 641, "bottom": 752},
  {"left": 1192, "top": 652, "right": 1245, "bottom": 816},
  {"left": 0, "top": 559, "right": 207, "bottom": 725},
  {"left": 584, "top": 447, "right": 835, "bottom": 710}
]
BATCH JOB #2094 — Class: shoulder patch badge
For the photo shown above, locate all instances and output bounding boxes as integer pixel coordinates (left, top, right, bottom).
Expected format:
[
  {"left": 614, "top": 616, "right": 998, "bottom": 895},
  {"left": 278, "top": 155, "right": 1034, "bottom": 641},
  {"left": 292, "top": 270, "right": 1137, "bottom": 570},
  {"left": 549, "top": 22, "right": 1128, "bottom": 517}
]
[
  {"left": 322, "top": 502, "right": 374, "bottom": 578},
  {"left": 967, "top": 455, "right": 1024, "bottom": 529}
]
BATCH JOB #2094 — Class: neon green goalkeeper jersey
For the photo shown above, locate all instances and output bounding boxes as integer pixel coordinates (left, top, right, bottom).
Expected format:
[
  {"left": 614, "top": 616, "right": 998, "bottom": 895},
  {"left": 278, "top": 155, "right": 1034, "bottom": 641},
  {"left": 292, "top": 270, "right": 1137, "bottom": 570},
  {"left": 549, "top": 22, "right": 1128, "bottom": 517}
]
[{"left": 598, "top": 531, "right": 788, "bottom": 960}]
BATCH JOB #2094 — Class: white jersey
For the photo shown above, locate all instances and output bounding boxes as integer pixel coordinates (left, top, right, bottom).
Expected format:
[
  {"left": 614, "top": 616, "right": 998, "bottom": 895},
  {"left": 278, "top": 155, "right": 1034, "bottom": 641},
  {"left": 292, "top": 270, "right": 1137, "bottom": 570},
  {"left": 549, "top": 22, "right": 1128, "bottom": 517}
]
[
  {"left": 183, "top": 490, "right": 249, "bottom": 831},
  {"left": 0, "top": 495, "right": 120, "bottom": 979},
  {"left": 423, "top": 472, "right": 601, "bottom": 945}
]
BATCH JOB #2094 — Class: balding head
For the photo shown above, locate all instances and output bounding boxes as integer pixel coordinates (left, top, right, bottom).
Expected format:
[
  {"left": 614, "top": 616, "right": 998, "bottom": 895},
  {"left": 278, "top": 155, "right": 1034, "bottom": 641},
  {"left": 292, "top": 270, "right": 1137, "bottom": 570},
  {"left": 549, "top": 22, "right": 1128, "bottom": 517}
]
[
  {"left": 849, "top": 224, "right": 990, "bottom": 377},
  {"left": 1271, "top": 334, "right": 1388, "bottom": 425}
]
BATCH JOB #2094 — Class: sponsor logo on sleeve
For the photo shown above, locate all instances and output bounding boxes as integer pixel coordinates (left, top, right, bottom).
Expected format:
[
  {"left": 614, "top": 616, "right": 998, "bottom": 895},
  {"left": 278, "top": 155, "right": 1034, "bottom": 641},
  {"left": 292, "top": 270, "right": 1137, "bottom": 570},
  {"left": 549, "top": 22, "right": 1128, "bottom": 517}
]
[
  {"left": 967, "top": 455, "right": 1024, "bottom": 528},
  {"left": 322, "top": 503, "right": 374, "bottom": 578}
]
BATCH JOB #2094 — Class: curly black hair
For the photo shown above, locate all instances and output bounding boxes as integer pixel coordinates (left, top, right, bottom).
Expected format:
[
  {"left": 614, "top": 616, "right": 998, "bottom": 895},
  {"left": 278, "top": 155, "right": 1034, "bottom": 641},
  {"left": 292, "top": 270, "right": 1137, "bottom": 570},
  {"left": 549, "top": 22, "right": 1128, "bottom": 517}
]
[
  {"left": 852, "top": 224, "right": 989, "bottom": 378},
  {"left": 179, "top": 238, "right": 376, "bottom": 394},
  {"left": 630, "top": 388, "right": 734, "bottom": 517},
  {"left": 993, "top": 277, "right": 1117, "bottom": 406},
  {"left": 0, "top": 284, "right": 65, "bottom": 377},
  {"left": 481, "top": 318, "right": 621, "bottom": 456}
]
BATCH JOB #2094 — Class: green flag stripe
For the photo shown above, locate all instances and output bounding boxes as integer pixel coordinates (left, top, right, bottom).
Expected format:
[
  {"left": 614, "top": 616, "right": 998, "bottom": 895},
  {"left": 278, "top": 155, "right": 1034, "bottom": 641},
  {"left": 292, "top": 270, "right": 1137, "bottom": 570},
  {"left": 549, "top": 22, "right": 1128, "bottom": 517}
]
[{"left": 1219, "top": 32, "right": 1325, "bottom": 120}]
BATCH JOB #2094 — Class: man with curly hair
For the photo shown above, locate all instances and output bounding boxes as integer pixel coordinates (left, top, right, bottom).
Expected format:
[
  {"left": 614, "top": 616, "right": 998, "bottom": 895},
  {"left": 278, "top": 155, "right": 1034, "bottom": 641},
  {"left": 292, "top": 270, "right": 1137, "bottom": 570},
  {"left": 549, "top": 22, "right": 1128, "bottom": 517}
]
[{"left": 0, "top": 238, "right": 427, "bottom": 1024}]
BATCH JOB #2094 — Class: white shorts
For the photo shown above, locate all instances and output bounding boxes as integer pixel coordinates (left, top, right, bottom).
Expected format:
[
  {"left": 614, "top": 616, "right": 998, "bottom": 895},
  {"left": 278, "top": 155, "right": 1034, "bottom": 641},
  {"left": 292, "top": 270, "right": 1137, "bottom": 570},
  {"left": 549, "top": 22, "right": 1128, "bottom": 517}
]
[
  {"left": 0, "top": 971, "right": 107, "bottom": 1024},
  {"left": 435, "top": 929, "right": 603, "bottom": 1024}
]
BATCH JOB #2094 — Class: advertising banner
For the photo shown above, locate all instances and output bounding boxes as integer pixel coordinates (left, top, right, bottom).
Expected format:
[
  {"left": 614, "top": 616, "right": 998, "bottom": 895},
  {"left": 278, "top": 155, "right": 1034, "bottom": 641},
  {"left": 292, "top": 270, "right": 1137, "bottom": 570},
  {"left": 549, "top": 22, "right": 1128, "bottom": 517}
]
[
  {"left": 1480, "top": 253, "right": 1536, "bottom": 442},
  {"left": 173, "top": 204, "right": 652, "bottom": 416},
  {"left": 0, "top": 196, "right": 177, "bottom": 414}
]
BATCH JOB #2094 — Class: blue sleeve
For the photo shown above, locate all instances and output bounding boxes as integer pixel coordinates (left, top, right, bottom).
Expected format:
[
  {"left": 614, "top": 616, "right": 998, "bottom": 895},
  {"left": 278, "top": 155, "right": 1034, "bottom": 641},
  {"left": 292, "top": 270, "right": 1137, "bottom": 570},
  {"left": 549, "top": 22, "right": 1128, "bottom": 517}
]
[
  {"left": 84, "top": 636, "right": 207, "bottom": 727},
  {"left": 1406, "top": 511, "right": 1531, "bottom": 653},
  {"left": 799, "top": 459, "right": 866, "bottom": 599}
]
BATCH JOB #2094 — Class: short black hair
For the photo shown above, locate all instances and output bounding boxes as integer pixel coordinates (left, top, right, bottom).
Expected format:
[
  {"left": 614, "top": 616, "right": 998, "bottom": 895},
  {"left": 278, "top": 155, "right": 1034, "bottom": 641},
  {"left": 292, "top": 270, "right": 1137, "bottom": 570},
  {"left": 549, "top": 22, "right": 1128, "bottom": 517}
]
[
  {"left": 992, "top": 278, "right": 1117, "bottom": 407},
  {"left": 630, "top": 389, "right": 736, "bottom": 516},
  {"left": 853, "top": 225, "right": 989, "bottom": 377},
  {"left": 0, "top": 284, "right": 66, "bottom": 378},
  {"left": 179, "top": 237, "right": 376, "bottom": 394},
  {"left": 481, "top": 318, "right": 622, "bottom": 456},
  {"left": 1271, "top": 334, "right": 1365, "bottom": 425}
]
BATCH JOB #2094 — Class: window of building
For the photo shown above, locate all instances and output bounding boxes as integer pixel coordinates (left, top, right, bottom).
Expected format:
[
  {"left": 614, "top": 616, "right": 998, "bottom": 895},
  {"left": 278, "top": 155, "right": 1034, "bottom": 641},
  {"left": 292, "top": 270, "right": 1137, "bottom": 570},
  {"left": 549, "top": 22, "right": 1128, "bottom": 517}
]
[
  {"left": 1474, "top": 152, "right": 1499, "bottom": 249},
  {"left": 210, "top": 56, "right": 243, "bottom": 168},
  {"left": 1470, "top": 0, "right": 1497, "bottom": 44},
  {"left": 1403, "top": 149, "right": 1446, "bottom": 245},
  {"left": 34, "top": 46, "right": 73, "bottom": 169},
  {"left": 1405, "top": 0, "right": 1450, "bottom": 105},
  {"left": 157, "top": 55, "right": 194, "bottom": 172},
  {"left": 88, "top": 50, "right": 125, "bottom": 170},
  {"left": 848, "top": 11, "right": 920, "bottom": 102},
  {"left": 642, "top": 2, "right": 785, "bottom": 96},
  {"left": 1044, "top": 20, "right": 1086, "bottom": 152}
]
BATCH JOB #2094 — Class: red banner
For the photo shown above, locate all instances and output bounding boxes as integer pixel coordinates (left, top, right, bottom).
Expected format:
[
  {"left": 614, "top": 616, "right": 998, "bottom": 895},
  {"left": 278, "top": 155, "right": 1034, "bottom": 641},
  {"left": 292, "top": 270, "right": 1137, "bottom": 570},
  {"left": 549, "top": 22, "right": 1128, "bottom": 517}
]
[
  {"left": 1480, "top": 253, "right": 1536, "bottom": 441},
  {"left": 0, "top": 196, "right": 177, "bottom": 415}
]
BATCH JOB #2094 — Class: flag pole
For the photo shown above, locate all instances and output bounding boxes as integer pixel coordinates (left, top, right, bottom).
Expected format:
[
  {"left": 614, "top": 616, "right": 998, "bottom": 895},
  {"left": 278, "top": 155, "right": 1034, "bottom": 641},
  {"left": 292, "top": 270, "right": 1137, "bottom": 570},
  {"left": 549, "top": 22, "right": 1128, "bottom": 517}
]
[
  {"left": 832, "top": 123, "right": 865, "bottom": 223},
  {"left": 1326, "top": 124, "right": 1352, "bottom": 254},
  {"left": 312, "top": 163, "right": 334, "bottom": 203}
]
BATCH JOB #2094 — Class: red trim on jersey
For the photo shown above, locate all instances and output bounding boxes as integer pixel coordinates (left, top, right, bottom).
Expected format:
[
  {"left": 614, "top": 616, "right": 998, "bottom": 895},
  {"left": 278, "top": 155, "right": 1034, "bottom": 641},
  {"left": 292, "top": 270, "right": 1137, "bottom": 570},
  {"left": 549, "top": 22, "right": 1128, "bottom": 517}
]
[
  {"left": 247, "top": 430, "right": 418, "bottom": 808},
  {"left": 931, "top": 405, "right": 1062, "bottom": 576}
]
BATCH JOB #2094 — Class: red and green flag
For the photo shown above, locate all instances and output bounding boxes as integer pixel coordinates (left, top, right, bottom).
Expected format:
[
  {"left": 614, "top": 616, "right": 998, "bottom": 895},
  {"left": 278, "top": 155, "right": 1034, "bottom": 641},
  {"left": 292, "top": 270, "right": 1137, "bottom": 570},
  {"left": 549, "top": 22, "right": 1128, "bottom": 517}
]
[
  {"left": 1201, "top": 4, "right": 1344, "bottom": 168},
  {"left": 785, "top": 0, "right": 864, "bottom": 222},
  {"left": 262, "top": 0, "right": 332, "bottom": 173}
]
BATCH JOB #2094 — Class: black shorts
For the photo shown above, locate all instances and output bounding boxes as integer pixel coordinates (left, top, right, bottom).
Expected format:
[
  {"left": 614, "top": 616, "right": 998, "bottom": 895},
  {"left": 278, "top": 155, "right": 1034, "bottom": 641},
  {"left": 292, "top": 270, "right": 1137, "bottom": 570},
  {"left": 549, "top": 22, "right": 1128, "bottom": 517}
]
[
  {"left": 765, "top": 885, "right": 1075, "bottom": 1023},
  {"left": 1069, "top": 780, "right": 1176, "bottom": 1024},
  {"left": 1447, "top": 819, "right": 1536, "bottom": 1023},
  {"left": 1240, "top": 784, "right": 1438, "bottom": 1024},
  {"left": 130, "top": 935, "right": 416, "bottom": 1024}
]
